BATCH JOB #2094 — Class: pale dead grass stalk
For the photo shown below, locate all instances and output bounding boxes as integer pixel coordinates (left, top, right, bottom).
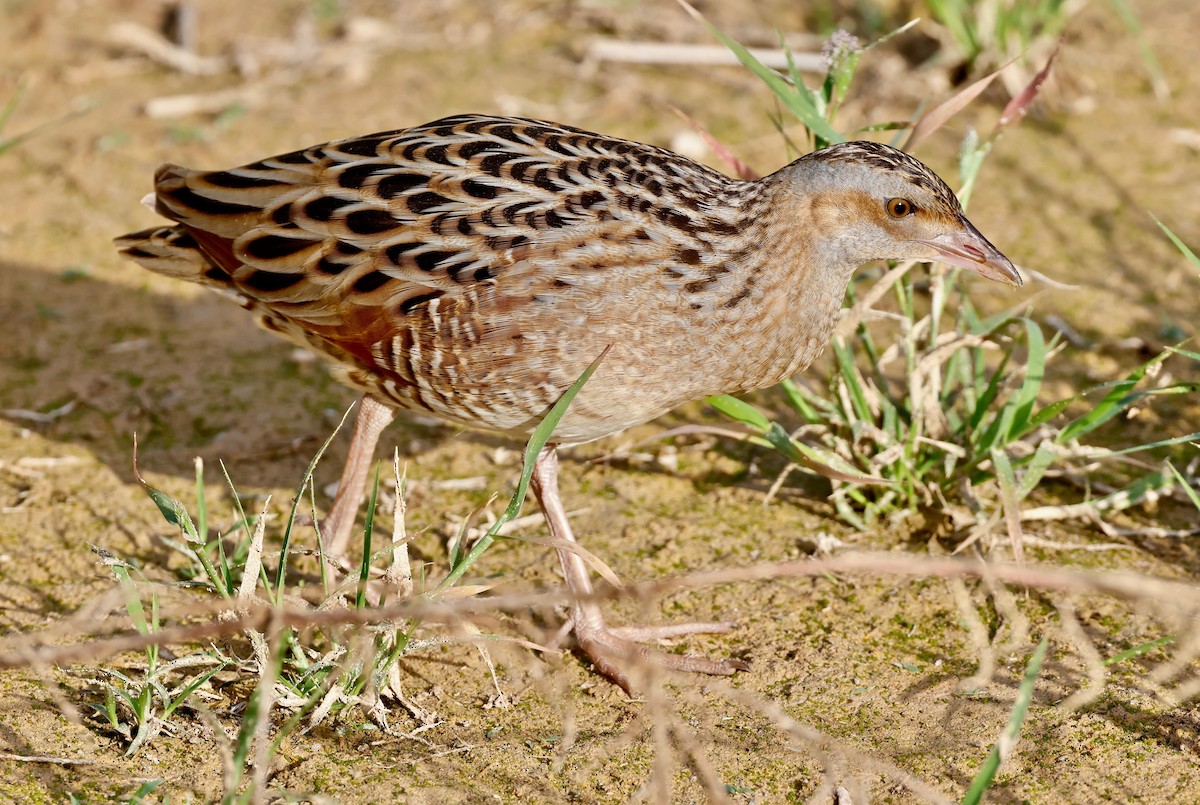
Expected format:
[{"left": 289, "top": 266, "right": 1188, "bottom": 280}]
[
  {"left": 951, "top": 576, "right": 996, "bottom": 691},
  {"left": 234, "top": 497, "right": 270, "bottom": 616},
  {"left": 383, "top": 450, "right": 413, "bottom": 599},
  {"left": 979, "top": 562, "right": 1031, "bottom": 660},
  {"left": 9, "top": 538, "right": 1200, "bottom": 802},
  {"left": 1055, "top": 599, "right": 1107, "bottom": 710},
  {"left": 8, "top": 554, "right": 1200, "bottom": 670}
]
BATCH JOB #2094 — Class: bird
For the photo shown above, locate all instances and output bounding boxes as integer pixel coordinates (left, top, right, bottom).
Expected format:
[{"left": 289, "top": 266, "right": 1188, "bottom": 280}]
[{"left": 116, "top": 113, "right": 1020, "bottom": 691}]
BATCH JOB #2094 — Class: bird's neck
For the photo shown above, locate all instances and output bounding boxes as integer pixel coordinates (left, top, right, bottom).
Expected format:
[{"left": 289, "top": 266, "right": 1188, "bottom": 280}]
[{"left": 700, "top": 181, "right": 860, "bottom": 395}]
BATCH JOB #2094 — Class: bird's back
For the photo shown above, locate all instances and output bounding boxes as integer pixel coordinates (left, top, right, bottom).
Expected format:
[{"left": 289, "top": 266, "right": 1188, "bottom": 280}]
[{"left": 116, "top": 114, "right": 777, "bottom": 442}]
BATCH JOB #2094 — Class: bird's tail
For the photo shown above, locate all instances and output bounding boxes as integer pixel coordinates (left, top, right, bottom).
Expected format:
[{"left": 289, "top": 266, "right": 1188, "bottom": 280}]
[
  {"left": 114, "top": 224, "right": 218, "bottom": 283},
  {"left": 114, "top": 163, "right": 242, "bottom": 287}
]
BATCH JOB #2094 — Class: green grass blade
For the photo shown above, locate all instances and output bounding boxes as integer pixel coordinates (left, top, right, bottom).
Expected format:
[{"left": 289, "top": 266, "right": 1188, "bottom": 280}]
[
  {"left": 1084, "top": 469, "right": 1174, "bottom": 515},
  {"left": 778, "top": 378, "right": 822, "bottom": 422},
  {"left": 783, "top": 34, "right": 829, "bottom": 142},
  {"left": 970, "top": 308, "right": 1019, "bottom": 338},
  {"left": 355, "top": 465, "right": 381, "bottom": 610},
  {"left": 438, "top": 348, "right": 608, "bottom": 591},
  {"left": 833, "top": 339, "right": 873, "bottom": 423},
  {"left": 1168, "top": 346, "right": 1200, "bottom": 361},
  {"left": 1105, "top": 635, "right": 1175, "bottom": 667},
  {"left": 1006, "top": 319, "right": 1046, "bottom": 440},
  {"left": 708, "top": 394, "right": 771, "bottom": 431},
  {"left": 111, "top": 564, "right": 150, "bottom": 638},
  {"left": 880, "top": 394, "right": 900, "bottom": 441},
  {"left": 195, "top": 459, "right": 208, "bottom": 553},
  {"left": 992, "top": 446, "right": 1019, "bottom": 502},
  {"left": 224, "top": 638, "right": 286, "bottom": 805},
  {"left": 1017, "top": 441, "right": 1057, "bottom": 499},
  {"left": 678, "top": 1, "right": 843, "bottom": 145},
  {"left": 273, "top": 404, "right": 354, "bottom": 598},
  {"left": 764, "top": 422, "right": 887, "bottom": 485},
  {"left": 781, "top": 377, "right": 835, "bottom": 420},
  {"left": 134, "top": 471, "right": 200, "bottom": 545},
  {"left": 1055, "top": 353, "right": 1168, "bottom": 444},
  {"left": 161, "top": 664, "right": 226, "bottom": 719},
  {"left": 961, "top": 638, "right": 1048, "bottom": 805},
  {"left": 973, "top": 402, "right": 1016, "bottom": 459},
  {"left": 511, "top": 354, "right": 607, "bottom": 519},
  {"left": 1151, "top": 213, "right": 1200, "bottom": 273},
  {"left": 1099, "top": 430, "right": 1200, "bottom": 457},
  {"left": 183, "top": 458, "right": 232, "bottom": 599},
  {"left": 134, "top": 470, "right": 228, "bottom": 595},
  {"left": 125, "top": 780, "right": 164, "bottom": 802},
  {"left": 968, "top": 350, "right": 1012, "bottom": 431},
  {"left": 863, "top": 18, "right": 921, "bottom": 51},
  {"left": 1166, "top": 462, "right": 1200, "bottom": 512},
  {"left": 1020, "top": 396, "right": 1074, "bottom": 435}
]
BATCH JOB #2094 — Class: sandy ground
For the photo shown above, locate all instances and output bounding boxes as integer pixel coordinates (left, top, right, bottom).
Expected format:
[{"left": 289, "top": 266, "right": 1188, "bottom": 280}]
[{"left": 0, "top": 0, "right": 1198, "bottom": 802}]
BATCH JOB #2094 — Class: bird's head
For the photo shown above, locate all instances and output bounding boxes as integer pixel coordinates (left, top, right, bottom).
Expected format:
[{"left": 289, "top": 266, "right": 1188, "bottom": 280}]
[{"left": 781, "top": 140, "right": 1021, "bottom": 286}]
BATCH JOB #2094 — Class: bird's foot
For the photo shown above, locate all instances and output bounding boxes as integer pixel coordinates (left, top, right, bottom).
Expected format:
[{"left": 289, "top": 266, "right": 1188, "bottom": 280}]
[{"left": 568, "top": 610, "right": 748, "bottom": 692}]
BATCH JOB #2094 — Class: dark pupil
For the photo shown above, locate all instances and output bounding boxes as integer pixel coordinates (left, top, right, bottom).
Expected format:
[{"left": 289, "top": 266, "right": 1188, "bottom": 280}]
[{"left": 893, "top": 200, "right": 907, "bottom": 215}]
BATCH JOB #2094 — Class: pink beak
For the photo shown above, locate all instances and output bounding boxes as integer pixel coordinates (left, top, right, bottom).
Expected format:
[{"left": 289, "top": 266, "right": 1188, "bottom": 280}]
[{"left": 915, "top": 220, "right": 1022, "bottom": 286}]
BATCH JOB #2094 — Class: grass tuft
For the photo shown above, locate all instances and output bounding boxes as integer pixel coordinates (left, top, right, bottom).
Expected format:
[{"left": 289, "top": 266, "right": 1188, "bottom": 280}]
[
  {"left": 78, "top": 354, "right": 605, "bottom": 797},
  {"left": 694, "top": 16, "right": 1199, "bottom": 552}
]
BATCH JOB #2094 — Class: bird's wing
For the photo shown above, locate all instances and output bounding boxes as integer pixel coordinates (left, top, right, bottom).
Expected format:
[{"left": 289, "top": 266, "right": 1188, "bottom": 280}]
[{"left": 136, "top": 115, "right": 727, "bottom": 332}]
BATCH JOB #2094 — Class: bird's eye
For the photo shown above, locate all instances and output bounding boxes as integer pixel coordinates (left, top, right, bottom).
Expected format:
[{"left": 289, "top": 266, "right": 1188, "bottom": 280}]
[{"left": 886, "top": 198, "right": 914, "bottom": 218}]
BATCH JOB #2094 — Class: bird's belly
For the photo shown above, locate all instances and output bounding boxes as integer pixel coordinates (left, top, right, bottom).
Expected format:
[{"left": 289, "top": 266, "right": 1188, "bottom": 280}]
[{"left": 331, "top": 306, "right": 718, "bottom": 443}]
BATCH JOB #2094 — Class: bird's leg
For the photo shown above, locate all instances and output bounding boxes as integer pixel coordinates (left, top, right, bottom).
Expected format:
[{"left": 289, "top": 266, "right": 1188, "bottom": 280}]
[
  {"left": 324, "top": 395, "right": 396, "bottom": 560},
  {"left": 529, "top": 445, "right": 748, "bottom": 691}
]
